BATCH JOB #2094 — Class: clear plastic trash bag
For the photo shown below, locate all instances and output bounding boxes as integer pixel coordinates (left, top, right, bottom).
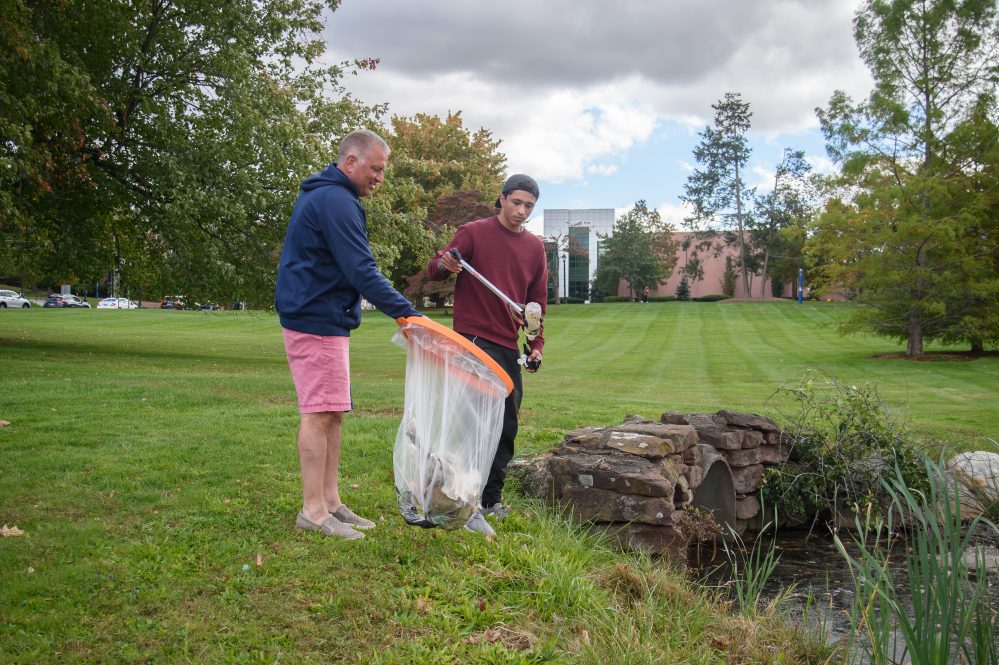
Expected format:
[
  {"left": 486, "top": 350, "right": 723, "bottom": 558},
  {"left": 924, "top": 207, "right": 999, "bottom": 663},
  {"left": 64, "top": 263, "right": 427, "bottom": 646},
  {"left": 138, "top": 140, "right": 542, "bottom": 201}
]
[{"left": 392, "top": 317, "right": 512, "bottom": 529}]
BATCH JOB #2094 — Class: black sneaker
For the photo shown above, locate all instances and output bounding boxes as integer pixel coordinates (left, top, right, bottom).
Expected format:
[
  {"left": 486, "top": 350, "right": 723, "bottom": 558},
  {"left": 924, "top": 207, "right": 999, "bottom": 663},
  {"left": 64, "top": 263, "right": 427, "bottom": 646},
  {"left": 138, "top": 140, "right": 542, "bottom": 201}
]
[{"left": 481, "top": 503, "right": 508, "bottom": 522}]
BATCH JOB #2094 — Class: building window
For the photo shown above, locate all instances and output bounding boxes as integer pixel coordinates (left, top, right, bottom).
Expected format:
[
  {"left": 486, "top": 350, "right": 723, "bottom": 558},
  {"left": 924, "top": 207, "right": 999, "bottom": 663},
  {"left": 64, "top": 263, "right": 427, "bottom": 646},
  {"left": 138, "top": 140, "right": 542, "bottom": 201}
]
[{"left": 568, "top": 226, "right": 589, "bottom": 300}]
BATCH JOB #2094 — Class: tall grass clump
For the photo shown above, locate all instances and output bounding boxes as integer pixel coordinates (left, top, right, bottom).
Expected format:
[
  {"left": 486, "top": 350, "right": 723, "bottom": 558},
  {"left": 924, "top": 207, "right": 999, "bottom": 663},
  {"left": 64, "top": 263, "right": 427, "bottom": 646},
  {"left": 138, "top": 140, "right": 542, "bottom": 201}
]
[
  {"left": 762, "top": 371, "right": 929, "bottom": 528},
  {"left": 721, "top": 518, "right": 783, "bottom": 618},
  {"left": 834, "top": 456, "right": 998, "bottom": 665}
]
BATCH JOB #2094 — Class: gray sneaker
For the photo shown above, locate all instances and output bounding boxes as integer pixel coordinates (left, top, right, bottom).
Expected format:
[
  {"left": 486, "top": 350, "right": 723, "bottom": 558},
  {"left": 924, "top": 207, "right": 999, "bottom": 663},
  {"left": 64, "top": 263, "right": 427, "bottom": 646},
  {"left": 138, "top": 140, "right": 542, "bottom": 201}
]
[
  {"left": 464, "top": 511, "right": 496, "bottom": 537},
  {"left": 481, "top": 503, "right": 508, "bottom": 522},
  {"left": 331, "top": 505, "right": 375, "bottom": 530},
  {"left": 296, "top": 511, "right": 364, "bottom": 540}
]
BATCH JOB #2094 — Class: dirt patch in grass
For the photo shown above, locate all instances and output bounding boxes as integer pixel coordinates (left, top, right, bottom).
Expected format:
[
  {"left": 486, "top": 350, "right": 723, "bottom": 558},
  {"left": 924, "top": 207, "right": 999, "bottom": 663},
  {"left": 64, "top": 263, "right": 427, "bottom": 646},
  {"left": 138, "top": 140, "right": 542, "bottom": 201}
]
[{"left": 873, "top": 351, "right": 997, "bottom": 361}]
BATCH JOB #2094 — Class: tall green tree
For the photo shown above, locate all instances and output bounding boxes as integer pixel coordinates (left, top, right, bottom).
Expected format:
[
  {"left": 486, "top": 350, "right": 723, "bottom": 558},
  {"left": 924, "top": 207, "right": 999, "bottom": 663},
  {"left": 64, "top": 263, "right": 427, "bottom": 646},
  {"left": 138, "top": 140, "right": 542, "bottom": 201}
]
[
  {"left": 378, "top": 112, "right": 507, "bottom": 288},
  {"left": 811, "top": 0, "right": 999, "bottom": 356},
  {"left": 750, "top": 149, "right": 814, "bottom": 297},
  {"left": 1, "top": 0, "right": 380, "bottom": 304},
  {"left": 593, "top": 201, "right": 677, "bottom": 300},
  {"left": 681, "top": 92, "right": 755, "bottom": 296}
]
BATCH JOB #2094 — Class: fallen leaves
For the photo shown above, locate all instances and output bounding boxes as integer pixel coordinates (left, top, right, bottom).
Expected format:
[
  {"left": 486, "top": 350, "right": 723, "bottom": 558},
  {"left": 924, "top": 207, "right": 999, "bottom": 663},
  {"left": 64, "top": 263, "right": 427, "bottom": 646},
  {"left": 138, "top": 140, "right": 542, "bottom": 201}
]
[
  {"left": 2, "top": 524, "right": 25, "bottom": 537},
  {"left": 464, "top": 624, "right": 537, "bottom": 652}
]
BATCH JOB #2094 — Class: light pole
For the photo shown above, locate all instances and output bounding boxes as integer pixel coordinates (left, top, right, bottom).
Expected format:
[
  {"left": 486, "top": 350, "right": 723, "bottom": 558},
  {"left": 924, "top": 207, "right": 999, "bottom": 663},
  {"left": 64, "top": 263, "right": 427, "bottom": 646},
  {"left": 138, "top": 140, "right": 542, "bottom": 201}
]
[{"left": 562, "top": 254, "right": 568, "bottom": 299}]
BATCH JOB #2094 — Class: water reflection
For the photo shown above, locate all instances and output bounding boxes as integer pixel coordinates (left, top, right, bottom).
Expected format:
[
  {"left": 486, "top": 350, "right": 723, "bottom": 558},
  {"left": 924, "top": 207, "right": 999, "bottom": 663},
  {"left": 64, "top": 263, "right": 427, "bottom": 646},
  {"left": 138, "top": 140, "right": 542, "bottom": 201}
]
[{"left": 690, "top": 527, "right": 999, "bottom": 660}]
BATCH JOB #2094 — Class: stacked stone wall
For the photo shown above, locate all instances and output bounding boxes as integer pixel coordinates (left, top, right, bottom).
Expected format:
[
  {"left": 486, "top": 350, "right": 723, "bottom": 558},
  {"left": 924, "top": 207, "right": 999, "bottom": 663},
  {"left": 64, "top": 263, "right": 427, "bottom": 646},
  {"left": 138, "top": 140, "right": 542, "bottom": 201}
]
[{"left": 513, "top": 410, "right": 790, "bottom": 558}]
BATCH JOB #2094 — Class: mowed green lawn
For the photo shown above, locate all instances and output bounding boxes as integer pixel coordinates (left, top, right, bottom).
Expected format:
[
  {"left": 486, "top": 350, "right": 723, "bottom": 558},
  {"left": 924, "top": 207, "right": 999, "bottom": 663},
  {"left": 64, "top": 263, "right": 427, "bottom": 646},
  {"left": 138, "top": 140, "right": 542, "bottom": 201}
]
[{"left": 0, "top": 302, "right": 996, "bottom": 663}]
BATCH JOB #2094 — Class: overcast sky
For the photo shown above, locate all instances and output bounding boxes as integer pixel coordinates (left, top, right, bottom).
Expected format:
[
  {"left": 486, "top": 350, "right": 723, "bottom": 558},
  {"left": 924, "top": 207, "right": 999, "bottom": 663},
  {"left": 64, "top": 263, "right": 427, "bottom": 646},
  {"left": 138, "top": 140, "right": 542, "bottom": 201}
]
[{"left": 322, "top": 0, "right": 874, "bottom": 231}]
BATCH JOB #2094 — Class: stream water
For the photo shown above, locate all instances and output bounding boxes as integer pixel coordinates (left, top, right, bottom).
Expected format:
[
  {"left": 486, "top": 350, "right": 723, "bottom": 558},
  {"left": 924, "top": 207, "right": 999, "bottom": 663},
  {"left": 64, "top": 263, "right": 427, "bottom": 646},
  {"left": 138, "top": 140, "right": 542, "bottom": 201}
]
[{"left": 690, "top": 526, "right": 999, "bottom": 661}]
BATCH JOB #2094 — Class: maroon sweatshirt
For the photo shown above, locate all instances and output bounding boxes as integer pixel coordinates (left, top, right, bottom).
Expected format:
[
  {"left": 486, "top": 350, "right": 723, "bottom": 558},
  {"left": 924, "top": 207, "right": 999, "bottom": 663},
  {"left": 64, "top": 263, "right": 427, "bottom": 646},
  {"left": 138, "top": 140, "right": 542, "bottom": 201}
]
[{"left": 427, "top": 216, "right": 548, "bottom": 353}]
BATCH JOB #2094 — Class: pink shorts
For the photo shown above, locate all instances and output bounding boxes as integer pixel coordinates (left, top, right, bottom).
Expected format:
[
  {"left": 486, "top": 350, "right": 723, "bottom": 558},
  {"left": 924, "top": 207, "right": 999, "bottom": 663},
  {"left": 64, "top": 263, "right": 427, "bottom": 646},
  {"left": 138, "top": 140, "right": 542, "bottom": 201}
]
[{"left": 282, "top": 328, "right": 352, "bottom": 413}]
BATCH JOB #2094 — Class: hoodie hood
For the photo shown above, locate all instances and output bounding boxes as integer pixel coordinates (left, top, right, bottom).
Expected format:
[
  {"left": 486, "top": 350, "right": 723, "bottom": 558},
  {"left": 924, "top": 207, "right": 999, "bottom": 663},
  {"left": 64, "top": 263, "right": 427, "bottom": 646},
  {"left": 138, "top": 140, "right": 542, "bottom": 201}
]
[{"left": 300, "top": 164, "right": 358, "bottom": 196}]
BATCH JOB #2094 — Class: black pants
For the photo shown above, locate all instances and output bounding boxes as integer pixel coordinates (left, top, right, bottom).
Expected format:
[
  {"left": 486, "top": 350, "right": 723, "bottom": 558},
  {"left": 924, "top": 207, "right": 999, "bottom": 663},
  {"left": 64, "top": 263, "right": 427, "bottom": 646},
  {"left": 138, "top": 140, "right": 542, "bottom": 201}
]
[{"left": 464, "top": 335, "right": 522, "bottom": 507}]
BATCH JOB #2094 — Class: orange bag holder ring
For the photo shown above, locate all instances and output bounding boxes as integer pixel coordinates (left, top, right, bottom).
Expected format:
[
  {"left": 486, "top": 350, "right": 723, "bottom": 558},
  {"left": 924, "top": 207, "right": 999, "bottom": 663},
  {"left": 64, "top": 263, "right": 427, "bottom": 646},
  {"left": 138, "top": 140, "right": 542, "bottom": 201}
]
[{"left": 396, "top": 316, "right": 514, "bottom": 396}]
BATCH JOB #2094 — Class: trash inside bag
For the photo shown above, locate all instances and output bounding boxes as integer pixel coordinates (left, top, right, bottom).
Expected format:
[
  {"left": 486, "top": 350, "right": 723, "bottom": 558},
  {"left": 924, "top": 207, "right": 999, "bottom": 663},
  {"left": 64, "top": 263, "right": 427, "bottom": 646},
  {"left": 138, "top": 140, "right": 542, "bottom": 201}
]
[{"left": 393, "top": 317, "right": 512, "bottom": 529}]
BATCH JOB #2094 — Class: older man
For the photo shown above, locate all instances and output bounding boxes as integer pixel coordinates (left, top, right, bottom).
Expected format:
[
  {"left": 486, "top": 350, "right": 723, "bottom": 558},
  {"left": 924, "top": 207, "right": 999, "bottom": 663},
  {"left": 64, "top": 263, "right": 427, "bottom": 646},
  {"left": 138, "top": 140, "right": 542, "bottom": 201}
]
[{"left": 276, "top": 129, "right": 421, "bottom": 540}]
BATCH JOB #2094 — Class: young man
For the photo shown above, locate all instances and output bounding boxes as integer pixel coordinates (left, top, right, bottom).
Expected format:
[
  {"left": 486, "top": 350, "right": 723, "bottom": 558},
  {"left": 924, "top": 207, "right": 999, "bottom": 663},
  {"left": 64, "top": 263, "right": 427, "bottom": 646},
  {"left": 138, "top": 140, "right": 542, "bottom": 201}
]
[
  {"left": 276, "top": 129, "right": 421, "bottom": 540},
  {"left": 427, "top": 174, "right": 549, "bottom": 536}
]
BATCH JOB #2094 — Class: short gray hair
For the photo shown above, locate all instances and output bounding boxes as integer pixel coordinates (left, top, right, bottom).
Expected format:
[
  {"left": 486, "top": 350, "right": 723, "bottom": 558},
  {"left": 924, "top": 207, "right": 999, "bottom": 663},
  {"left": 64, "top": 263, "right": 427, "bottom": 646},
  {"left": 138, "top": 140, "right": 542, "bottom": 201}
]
[{"left": 337, "top": 129, "right": 390, "bottom": 163}]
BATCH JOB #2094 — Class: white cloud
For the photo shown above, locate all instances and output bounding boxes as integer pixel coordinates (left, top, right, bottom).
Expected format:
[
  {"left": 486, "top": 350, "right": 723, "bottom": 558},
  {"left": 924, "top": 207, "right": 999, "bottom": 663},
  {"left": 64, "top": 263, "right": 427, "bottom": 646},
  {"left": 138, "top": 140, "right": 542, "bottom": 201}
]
[
  {"left": 655, "top": 201, "right": 694, "bottom": 228},
  {"left": 320, "top": 0, "right": 871, "bottom": 195},
  {"left": 806, "top": 154, "right": 838, "bottom": 176},
  {"left": 587, "top": 163, "right": 619, "bottom": 176}
]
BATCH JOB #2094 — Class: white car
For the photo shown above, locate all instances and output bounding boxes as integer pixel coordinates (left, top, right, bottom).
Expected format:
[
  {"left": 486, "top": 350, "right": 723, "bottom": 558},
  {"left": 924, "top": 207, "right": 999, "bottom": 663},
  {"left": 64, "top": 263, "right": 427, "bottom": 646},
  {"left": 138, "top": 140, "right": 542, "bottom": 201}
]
[
  {"left": 0, "top": 289, "right": 31, "bottom": 308},
  {"left": 96, "top": 297, "right": 139, "bottom": 310}
]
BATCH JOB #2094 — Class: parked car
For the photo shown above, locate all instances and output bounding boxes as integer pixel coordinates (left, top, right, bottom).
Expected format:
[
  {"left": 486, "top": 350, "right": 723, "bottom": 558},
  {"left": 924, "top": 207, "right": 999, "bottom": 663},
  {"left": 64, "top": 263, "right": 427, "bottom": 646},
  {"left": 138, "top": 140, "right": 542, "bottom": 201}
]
[
  {"left": 97, "top": 297, "right": 139, "bottom": 310},
  {"left": 198, "top": 302, "right": 220, "bottom": 311},
  {"left": 160, "top": 295, "right": 186, "bottom": 310},
  {"left": 0, "top": 289, "right": 31, "bottom": 308},
  {"left": 43, "top": 294, "right": 91, "bottom": 308}
]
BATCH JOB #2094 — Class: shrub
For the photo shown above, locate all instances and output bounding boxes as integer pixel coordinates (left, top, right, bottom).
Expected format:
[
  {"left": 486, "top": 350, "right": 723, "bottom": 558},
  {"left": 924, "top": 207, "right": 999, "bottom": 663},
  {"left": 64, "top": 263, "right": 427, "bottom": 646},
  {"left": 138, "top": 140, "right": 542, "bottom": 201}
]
[
  {"left": 648, "top": 295, "right": 676, "bottom": 302},
  {"left": 692, "top": 294, "right": 729, "bottom": 302},
  {"left": 722, "top": 256, "right": 736, "bottom": 297},
  {"left": 761, "top": 371, "right": 929, "bottom": 526},
  {"left": 675, "top": 276, "right": 691, "bottom": 301}
]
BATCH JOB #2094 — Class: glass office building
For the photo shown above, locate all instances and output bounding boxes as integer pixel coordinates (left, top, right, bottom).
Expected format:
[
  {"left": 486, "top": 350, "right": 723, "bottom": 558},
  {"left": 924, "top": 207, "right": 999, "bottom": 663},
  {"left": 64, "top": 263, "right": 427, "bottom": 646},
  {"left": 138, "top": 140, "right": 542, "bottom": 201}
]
[{"left": 542, "top": 209, "right": 616, "bottom": 302}]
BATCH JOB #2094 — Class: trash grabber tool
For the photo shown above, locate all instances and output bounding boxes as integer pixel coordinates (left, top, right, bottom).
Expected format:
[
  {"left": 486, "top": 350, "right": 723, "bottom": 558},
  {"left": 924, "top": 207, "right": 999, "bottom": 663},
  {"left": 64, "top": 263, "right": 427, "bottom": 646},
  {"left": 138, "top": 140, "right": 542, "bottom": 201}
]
[
  {"left": 448, "top": 248, "right": 523, "bottom": 319},
  {"left": 447, "top": 248, "right": 542, "bottom": 371}
]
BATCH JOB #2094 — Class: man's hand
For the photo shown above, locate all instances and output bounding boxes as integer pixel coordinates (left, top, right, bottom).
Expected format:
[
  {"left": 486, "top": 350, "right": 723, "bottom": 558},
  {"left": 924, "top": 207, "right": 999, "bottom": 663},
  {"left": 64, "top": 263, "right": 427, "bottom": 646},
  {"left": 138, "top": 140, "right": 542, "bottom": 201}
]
[
  {"left": 437, "top": 252, "right": 462, "bottom": 274},
  {"left": 525, "top": 349, "right": 542, "bottom": 373}
]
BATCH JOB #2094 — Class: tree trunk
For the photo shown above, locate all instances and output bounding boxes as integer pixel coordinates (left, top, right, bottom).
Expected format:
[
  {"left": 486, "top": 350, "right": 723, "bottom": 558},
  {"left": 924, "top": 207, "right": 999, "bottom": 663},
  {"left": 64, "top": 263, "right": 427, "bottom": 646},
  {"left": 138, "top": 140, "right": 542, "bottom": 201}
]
[
  {"left": 970, "top": 338, "right": 983, "bottom": 354},
  {"left": 906, "top": 311, "right": 924, "bottom": 358},
  {"left": 734, "top": 158, "right": 750, "bottom": 296},
  {"left": 759, "top": 248, "right": 770, "bottom": 298}
]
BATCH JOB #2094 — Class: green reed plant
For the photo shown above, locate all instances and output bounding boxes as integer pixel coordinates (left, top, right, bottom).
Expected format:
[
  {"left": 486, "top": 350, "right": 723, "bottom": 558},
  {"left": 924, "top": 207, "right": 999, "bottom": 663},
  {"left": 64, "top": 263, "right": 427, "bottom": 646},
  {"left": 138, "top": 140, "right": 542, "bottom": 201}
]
[
  {"left": 722, "top": 518, "right": 783, "bottom": 618},
  {"left": 834, "top": 455, "right": 998, "bottom": 665}
]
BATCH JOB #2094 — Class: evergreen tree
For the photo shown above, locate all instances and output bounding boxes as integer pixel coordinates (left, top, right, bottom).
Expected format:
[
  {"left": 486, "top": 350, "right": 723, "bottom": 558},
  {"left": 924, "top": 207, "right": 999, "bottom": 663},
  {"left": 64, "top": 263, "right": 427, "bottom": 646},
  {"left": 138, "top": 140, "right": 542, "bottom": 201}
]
[
  {"left": 681, "top": 92, "right": 755, "bottom": 296},
  {"left": 675, "top": 276, "right": 691, "bottom": 301}
]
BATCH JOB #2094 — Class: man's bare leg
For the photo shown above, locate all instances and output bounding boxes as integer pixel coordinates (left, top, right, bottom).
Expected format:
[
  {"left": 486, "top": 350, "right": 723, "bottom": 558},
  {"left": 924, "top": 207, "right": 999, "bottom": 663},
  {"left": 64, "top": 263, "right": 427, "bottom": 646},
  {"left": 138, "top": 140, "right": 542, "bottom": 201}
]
[
  {"left": 298, "top": 411, "right": 342, "bottom": 524},
  {"left": 322, "top": 412, "right": 344, "bottom": 512}
]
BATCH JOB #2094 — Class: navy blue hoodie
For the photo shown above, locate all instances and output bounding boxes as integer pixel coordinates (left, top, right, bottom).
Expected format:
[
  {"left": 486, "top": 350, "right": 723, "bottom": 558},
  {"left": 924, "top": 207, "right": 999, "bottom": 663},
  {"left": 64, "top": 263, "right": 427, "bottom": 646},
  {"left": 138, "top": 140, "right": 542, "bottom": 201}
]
[{"left": 275, "top": 164, "right": 419, "bottom": 335}]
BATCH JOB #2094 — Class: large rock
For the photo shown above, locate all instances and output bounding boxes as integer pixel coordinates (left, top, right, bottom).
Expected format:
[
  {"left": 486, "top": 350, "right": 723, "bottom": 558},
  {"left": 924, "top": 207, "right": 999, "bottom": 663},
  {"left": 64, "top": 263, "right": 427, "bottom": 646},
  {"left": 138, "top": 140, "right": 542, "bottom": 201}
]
[
  {"left": 564, "top": 428, "right": 676, "bottom": 458},
  {"left": 602, "top": 522, "right": 690, "bottom": 559},
  {"left": 730, "top": 464, "right": 765, "bottom": 494},
  {"left": 508, "top": 454, "right": 555, "bottom": 501},
  {"left": 759, "top": 443, "right": 791, "bottom": 465},
  {"left": 723, "top": 447, "right": 762, "bottom": 468},
  {"left": 611, "top": 422, "right": 699, "bottom": 452},
  {"left": 946, "top": 451, "right": 999, "bottom": 520},
  {"left": 736, "top": 495, "right": 762, "bottom": 520},
  {"left": 740, "top": 430, "right": 765, "bottom": 449},
  {"left": 716, "top": 410, "right": 780, "bottom": 432},
  {"left": 549, "top": 451, "right": 678, "bottom": 497},
  {"left": 560, "top": 486, "right": 676, "bottom": 525},
  {"left": 694, "top": 426, "right": 744, "bottom": 451}
]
